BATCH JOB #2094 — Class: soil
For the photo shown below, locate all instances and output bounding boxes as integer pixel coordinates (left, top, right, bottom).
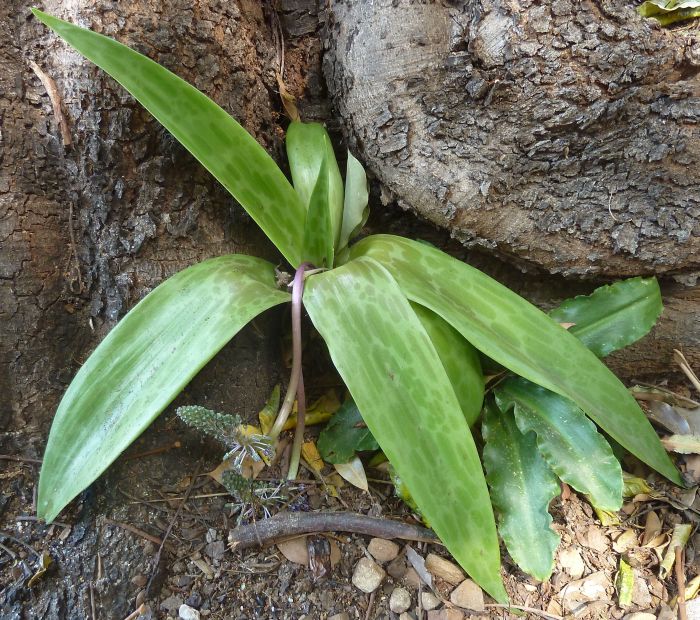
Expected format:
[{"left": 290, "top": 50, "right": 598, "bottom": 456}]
[{"left": 1, "top": 202, "right": 699, "bottom": 620}]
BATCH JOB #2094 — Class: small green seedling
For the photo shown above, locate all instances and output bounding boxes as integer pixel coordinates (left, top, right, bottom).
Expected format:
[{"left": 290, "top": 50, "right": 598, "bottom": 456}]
[{"left": 32, "top": 9, "right": 680, "bottom": 602}]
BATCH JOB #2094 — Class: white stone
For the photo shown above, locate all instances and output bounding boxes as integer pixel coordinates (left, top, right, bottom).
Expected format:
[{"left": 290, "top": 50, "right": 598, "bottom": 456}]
[
  {"left": 389, "top": 587, "right": 411, "bottom": 613},
  {"left": 352, "top": 557, "right": 386, "bottom": 593},
  {"left": 421, "top": 591, "right": 441, "bottom": 610},
  {"left": 368, "top": 538, "right": 400, "bottom": 563},
  {"left": 449, "top": 579, "right": 485, "bottom": 612},
  {"left": 179, "top": 604, "right": 201, "bottom": 620}
]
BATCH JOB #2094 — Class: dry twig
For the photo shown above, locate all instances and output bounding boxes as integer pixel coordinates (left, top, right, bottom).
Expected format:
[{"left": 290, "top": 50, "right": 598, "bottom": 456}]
[
  {"left": 677, "top": 546, "right": 688, "bottom": 620},
  {"left": 104, "top": 518, "right": 163, "bottom": 546},
  {"left": 28, "top": 60, "right": 72, "bottom": 147},
  {"left": 229, "top": 511, "right": 439, "bottom": 550}
]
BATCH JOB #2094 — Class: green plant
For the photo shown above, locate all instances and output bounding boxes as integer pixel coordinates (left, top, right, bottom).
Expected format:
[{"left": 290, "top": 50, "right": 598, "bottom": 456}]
[{"left": 32, "top": 9, "right": 681, "bottom": 602}]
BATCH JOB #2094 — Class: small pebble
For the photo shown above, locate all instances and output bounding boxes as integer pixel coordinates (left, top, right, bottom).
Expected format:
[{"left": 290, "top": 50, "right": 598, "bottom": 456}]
[
  {"left": 421, "top": 591, "right": 441, "bottom": 610},
  {"left": 427, "top": 610, "right": 463, "bottom": 620},
  {"left": 386, "top": 555, "right": 408, "bottom": 579},
  {"left": 425, "top": 554, "right": 464, "bottom": 586},
  {"left": 131, "top": 574, "right": 148, "bottom": 587},
  {"left": 403, "top": 567, "right": 422, "bottom": 589},
  {"left": 185, "top": 591, "right": 202, "bottom": 609},
  {"left": 204, "top": 540, "right": 226, "bottom": 560},
  {"left": 179, "top": 603, "right": 200, "bottom": 620},
  {"left": 352, "top": 557, "right": 386, "bottom": 593},
  {"left": 399, "top": 613, "right": 416, "bottom": 620},
  {"left": 368, "top": 538, "right": 400, "bottom": 563},
  {"left": 160, "top": 595, "right": 184, "bottom": 614},
  {"left": 328, "top": 614, "right": 350, "bottom": 620},
  {"left": 389, "top": 587, "right": 411, "bottom": 613},
  {"left": 449, "top": 579, "right": 484, "bottom": 612}
]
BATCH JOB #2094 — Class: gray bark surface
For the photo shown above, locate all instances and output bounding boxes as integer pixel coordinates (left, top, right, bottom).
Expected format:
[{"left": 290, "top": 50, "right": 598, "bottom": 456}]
[
  {"left": 323, "top": 0, "right": 700, "bottom": 279},
  {"left": 1, "top": 1, "right": 284, "bottom": 616}
]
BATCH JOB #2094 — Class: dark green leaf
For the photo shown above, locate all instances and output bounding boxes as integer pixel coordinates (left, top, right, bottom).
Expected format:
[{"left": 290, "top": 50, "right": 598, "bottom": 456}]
[
  {"left": 495, "top": 377, "right": 623, "bottom": 511},
  {"left": 549, "top": 277, "right": 663, "bottom": 358},
  {"left": 32, "top": 10, "right": 305, "bottom": 266},
  {"left": 37, "top": 255, "right": 290, "bottom": 522},
  {"left": 304, "top": 257, "right": 507, "bottom": 602},
  {"left": 317, "top": 398, "right": 379, "bottom": 464},
  {"left": 482, "top": 399, "right": 561, "bottom": 581},
  {"left": 350, "top": 235, "right": 681, "bottom": 485}
]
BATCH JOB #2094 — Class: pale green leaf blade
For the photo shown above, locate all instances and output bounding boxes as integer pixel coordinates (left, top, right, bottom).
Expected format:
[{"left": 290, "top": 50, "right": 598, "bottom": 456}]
[
  {"left": 350, "top": 235, "right": 681, "bottom": 485},
  {"left": 38, "top": 255, "right": 290, "bottom": 522},
  {"left": 32, "top": 9, "right": 305, "bottom": 266},
  {"left": 549, "top": 277, "right": 663, "bottom": 357},
  {"left": 286, "top": 122, "right": 344, "bottom": 249},
  {"left": 482, "top": 399, "right": 561, "bottom": 581},
  {"left": 412, "top": 303, "right": 484, "bottom": 426},
  {"left": 302, "top": 152, "right": 334, "bottom": 267},
  {"left": 495, "top": 377, "right": 623, "bottom": 511},
  {"left": 304, "top": 257, "right": 507, "bottom": 602},
  {"left": 338, "top": 150, "right": 370, "bottom": 251}
]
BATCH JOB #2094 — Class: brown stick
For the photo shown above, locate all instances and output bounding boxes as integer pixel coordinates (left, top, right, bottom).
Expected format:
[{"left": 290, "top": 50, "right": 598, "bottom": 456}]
[
  {"left": 121, "top": 604, "right": 146, "bottom": 620},
  {"left": 103, "top": 519, "right": 163, "bottom": 546},
  {"left": 0, "top": 454, "right": 42, "bottom": 464},
  {"left": 228, "top": 511, "right": 439, "bottom": 550},
  {"left": 28, "top": 60, "right": 72, "bottom": 147},
  {"left": 677, "top": 546, "right": 688, "bottom": 620}
]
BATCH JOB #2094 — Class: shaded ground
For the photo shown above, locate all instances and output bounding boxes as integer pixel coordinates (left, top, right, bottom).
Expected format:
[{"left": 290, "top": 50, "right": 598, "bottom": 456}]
[{"left": 1, "top": 202, "right": 699, "bottom": 620}]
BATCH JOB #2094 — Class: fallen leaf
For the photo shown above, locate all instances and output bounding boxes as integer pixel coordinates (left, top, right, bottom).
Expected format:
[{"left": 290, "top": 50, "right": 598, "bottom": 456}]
[
  {"left": 642, "top": 511, "right": 662, "bottom": 546},
  {"left": 559, "top": 547, "right": 585, "bottom": 579},
  {"left": 659, "top": 523, "right": 692, "bottom": 579},
  {"left": 662, "top": 434, "right": 700, "bottom": 454},
  {"left": 559, "top": 570, "right": 609, "bottom": 614},
  {"left": 334, "top": 456, "right": 368, "bottom": 491},
  {"left": 616, "top": 557, "right": 634, "bottom": 608},
  {"left": 258, "top": 384, "right": 281, "bottom": 435},
  {"left": 27, "top": 552, "right": 52, "bottom": 588},
  {"left": 301, "top": 441, "right": 325, "bottom": 475},
  {"left": 405, "top": 545, "right": 433, "bottom": 589},
  {"left": 612, "top": 529, "right": 638, "bottom": 554}
]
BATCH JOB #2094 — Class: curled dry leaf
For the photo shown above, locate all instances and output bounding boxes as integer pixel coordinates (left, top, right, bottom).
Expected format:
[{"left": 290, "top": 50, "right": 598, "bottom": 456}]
[
  {"left": 334, "top": 456, "right": 368, "bottom": 492},
  {"left": 276, "top": 535, "right": 340, "bottom": 568}
]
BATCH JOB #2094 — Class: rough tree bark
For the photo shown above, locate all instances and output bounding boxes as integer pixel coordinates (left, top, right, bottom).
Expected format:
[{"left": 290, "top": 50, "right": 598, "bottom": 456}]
[
  {"left": 1, "top": 1, "right": 287, "bottom": 616},
  {"left": 322, "top": 0, "right": 699, "bottom": 375},
  {"left": 323, "top": 0, "right": 700, "bottom": 279}
]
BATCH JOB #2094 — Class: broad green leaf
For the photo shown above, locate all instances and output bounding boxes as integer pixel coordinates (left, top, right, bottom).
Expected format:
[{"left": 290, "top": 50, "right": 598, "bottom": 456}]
[
  {"left": 338, "top": 150, "right": 369, "bottom": 251},
  {"left": 638, "top": 0, "right": 700, "bottom": 25},
  {"left": 350, "top": 235, "right": 681, "bottom": 486},
  {"left": 302, "top": 152, "right": 334, "bottom": 267},
  {"left": 482, "top": 399, "right": 561, "bottom": 581},
  {"left": 317, "top": 398, "right": 379, "bottom": 464},
  {"left": 37, "top": 255, "right": 290, "bottom": 522},
  {"left": 33, "top": 10, "right": 305, "bottom": 266},
  {"left": 549, "top": 277, "right": 663, "bottom": 358},
  {"left": 286, "top": 122, "right": 344, "bottom": 250},
  {"left": 495, "top": 377, "right": 623, "bottom": 511},
  {"left": 412, "top": 304, "right": 484, "bottom": 426},
  {"left": 304, "top": 257, "right": 507, "bottom": 602}
]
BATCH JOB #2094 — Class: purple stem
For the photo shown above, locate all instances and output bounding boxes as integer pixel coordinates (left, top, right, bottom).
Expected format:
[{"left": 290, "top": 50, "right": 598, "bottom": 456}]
[{"left": 269, "top": 263, "right": 311, "bottom": 441}]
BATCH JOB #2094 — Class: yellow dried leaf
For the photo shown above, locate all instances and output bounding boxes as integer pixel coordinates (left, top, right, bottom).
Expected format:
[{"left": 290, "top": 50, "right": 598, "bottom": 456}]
[{"left": 302, "top": 441, "right": 325, "bottom": 474}]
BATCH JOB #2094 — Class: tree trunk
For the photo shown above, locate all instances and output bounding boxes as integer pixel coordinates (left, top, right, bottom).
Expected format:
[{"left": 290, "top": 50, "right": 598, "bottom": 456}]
[
  {"left": 323, "top": 0, "right": 700, "bottom": 279},
  {"left": 1, "top": 1, "right": 285, "bottom": 616},
  {"left": 321, "top": 0, "right": 700, "bottom": 375}
]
